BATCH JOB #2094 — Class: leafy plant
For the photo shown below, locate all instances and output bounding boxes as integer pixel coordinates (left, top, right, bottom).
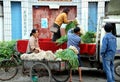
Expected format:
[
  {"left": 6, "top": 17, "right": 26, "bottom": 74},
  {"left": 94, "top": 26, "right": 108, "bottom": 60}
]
[
  {"left": 56, "top": 20, "right": 78, "bottom": 45},
  {"left": 56, "top": 35, "right": 68, "bottom": 45},
  {"left": 81, "top": 31, "right": 96, "bottom": 43},
  {"left": 65, "top": 19, "right": 78, "bottom": 33},
  {"left": 0, "top": 40, "right": 16, "bottom": 61},
  {"left": 55, "top": 48, "right": 79, "bottom": 69}
]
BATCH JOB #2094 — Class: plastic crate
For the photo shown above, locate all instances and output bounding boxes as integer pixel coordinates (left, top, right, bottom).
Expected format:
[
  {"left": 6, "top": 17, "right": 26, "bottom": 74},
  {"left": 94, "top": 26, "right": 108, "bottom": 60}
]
[
  {"left": 17, "top": 40, "right": 28, "bottom": 53},
  {"left": 88, "top": 44, "right": 96, "bottom": 55},
  {"left": 39, "top": 38, "right": 52, "bottom": 41},
  {"left": 17, "top": 39, "right": 96, "bottom": 55},
  {"left": 80, "top": 44, "right": 88, "bottom": 54},
  {"left": 39, "top": 41, "right": 60, "bottom": 53}
]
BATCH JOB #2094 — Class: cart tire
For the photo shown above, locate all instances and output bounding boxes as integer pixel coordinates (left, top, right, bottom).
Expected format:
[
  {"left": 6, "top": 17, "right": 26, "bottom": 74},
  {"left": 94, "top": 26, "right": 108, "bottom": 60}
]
[
  {"left": 30, "top": 62, "right": 51, "bottom": 82},
  {"left": 0, "top": 59, "right": 18, "bottom": 81},
  {"left": 51, "top": 61, "right": 71, "bottom": 82}
]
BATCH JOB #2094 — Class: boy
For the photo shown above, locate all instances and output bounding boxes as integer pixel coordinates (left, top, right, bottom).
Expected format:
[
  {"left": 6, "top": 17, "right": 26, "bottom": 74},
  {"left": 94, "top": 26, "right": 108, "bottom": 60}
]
[{"left": 100, "top": 23, "right": 117, "bottom": 82}]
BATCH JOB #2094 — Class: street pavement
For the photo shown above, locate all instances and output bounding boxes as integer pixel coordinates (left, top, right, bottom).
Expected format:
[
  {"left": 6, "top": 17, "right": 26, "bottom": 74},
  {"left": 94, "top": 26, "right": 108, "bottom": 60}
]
[{"left": 0, "top": 67, "right": 109, "bottom": 82}]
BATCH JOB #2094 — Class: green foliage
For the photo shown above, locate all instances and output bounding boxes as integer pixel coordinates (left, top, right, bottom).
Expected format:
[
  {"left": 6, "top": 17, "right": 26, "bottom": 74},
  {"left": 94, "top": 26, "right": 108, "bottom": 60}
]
[
  {"left": 56, "top": 20, "right": 78, "bottom": 45},
  {"left": 55, "top": 49, "right": 79, "bottom": 69},
  {"left": 81, "top": 31, "right": 96, "bottom": 43},
  {"left": 56, "top": 35, "right": 68, "bottom": 45},
  {"left": 0, "top": 40, "right": 16, "bottom": 61},
  {"left": 65, "top": 20, "right": 78, "bottom": 33},
  {"left": 56, "top": 31, "right": 96, "bottom": 45}
]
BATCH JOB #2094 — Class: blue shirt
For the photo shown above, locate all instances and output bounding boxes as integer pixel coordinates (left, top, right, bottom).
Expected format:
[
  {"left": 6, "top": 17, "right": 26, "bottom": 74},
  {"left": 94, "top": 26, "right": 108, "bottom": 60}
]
[
  {"left": 67, "top": 29, "right": 81, "bottom": 52},
  {"left": 100, "top": 33, "right": 117, "bottom": 60}
]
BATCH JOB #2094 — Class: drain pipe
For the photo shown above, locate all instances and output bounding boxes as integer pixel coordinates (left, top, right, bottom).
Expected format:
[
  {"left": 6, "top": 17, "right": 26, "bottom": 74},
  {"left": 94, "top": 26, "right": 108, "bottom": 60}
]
[{"left": 0, "top": 2, "right": 4, "bottom": 41}]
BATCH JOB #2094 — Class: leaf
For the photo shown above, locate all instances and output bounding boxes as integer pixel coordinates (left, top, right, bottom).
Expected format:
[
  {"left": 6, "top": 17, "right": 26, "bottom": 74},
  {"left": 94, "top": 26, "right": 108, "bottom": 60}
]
[
  {"left": 0, "top": 40, "right": 16, "bottom": 59},
  {"left": 81, "top": 31, "right": 96, "bottom": 43},
  {"left": 65, "top": 20, "right": 78, "bottom": 33},
  {"left": 56, "top": 20, "right": 78, "bottom": 45},
  {"left": 56, "top": 35, "right": 68, "bottom": 45},
  {"left": 55, "top": 49, "right": 79, "bottom": 69}
]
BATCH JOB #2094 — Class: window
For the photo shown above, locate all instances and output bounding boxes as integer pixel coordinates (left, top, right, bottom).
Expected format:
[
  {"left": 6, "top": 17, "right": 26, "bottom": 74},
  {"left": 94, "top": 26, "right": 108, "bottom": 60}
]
[
  {"left": 111, "top": 23, "right": 120, "bottom": 37},
  {"left": 115, "top": 24, "right": 120, "bottom": 37}
]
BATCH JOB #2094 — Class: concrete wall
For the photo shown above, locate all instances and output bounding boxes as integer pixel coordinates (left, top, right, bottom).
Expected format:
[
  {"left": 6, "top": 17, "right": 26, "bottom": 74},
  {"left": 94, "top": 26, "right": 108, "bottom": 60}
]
[
  {"left": 81, "top": 0, "right": 110, "bottom": 32},
  {"left": 0, "top": 0, "right": 110, "bottom": 41},
  {"left": 3, "top": 0, "right": 11, "bottom": 41}
]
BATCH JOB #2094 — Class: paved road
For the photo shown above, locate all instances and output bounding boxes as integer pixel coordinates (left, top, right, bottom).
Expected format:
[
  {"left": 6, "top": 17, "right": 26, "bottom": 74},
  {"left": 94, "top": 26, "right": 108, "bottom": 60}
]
[{"left": 0, "top": 66, "right": 109, "bottom": 82}]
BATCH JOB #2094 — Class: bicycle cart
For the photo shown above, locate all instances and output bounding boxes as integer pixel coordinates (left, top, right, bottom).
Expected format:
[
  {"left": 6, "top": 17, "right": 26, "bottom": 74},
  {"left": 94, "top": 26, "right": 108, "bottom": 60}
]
[
  {"left": 0, "top": 40, "right": 72, "bottom": 82},
  {"left": 0, "top": 57, "right": 71, "bottom": 82},
  {"left": 0, "top": 55, "right": 19, "bottom": 81},
  {"left": 22, "top": 59, "right": 71, "bottom": 82}
]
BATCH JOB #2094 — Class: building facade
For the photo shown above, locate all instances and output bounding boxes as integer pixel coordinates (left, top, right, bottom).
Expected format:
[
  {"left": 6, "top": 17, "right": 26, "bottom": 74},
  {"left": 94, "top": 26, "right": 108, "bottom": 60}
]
[{"left": 0, "top": 0, "right": 110, "bottom": 41}]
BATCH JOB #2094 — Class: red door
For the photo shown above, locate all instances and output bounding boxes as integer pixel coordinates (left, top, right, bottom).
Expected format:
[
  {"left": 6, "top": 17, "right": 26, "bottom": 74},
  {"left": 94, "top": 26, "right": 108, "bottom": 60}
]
[{"left": 33, "top": 6, "right": 77, "bottom": 39}]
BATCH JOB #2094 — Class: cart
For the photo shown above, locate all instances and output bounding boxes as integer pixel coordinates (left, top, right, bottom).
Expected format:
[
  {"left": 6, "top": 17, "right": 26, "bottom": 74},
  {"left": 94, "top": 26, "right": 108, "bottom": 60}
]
[
  {"left": 16, "top": 39, "right": 72, "bottom": 82},
  {"left": 0, "top": 54, "right": 71, "bottom": 82},
  {"left": 0, "top": 40, "right": 71, "bottom": 82},
  {"left": 22, "top": 59, "right": 71, "bottom": 82}
]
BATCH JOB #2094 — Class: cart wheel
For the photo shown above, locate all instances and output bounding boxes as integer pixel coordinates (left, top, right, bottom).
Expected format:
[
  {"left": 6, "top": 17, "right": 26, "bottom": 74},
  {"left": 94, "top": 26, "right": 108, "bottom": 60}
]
[
  {"left": 0, "top": 59, "right": 18, "bottom": 81},
  {"left": 30, "top": 63, "right": 51, "bottom": 82},
  {"left": 51, "top": 61, "right": 71, "bottom": 82}
]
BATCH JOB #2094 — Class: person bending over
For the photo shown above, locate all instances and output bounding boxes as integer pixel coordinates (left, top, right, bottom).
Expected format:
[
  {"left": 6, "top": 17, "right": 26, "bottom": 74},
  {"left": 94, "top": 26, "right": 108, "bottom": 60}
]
[{"left": 67, "top": 27, "right": 82, "bottom": 82}]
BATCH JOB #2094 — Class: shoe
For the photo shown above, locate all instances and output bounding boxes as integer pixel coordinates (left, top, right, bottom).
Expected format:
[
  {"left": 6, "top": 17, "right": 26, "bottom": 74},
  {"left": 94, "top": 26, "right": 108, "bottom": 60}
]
[{"left": 79, "top": 80, "right": 82, "bottom": 82}]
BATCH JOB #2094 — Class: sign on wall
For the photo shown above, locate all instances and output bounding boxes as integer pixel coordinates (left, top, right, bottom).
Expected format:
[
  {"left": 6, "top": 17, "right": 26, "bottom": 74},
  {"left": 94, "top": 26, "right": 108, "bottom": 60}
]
[
  {"left": 41, "top": 18, "right": 48, "bottom": 28},
  {"left": 22, "top": 9, "right": 28, "bottom": 39}
]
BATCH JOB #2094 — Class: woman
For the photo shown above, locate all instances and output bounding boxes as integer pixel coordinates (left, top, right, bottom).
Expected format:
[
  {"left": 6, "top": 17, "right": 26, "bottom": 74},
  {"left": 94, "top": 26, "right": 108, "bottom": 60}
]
[
  {"left": 26, "top": 29, "right": 41, "bottom": 53},
  {"left": 52, "top": 7, "right": 72, "bottom": 41}
]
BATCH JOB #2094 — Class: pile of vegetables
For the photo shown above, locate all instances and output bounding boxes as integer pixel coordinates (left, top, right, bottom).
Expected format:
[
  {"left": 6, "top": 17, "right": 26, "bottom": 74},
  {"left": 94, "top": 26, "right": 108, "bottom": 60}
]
[
  {"left": 55, "top": 46, "right": 79, "bottom": 69},
  {"left": 65, "top": 19, "right": 78, "bottom": 33},
  {"left": 56, "top": 32, "right": 96, "bottom": 45},
  {"left": 0, "top": 40, "right": 16, "bottom": 61},
  {"left": 20, "top": 50, "right": 56, "bottom": 61},
  {"left": 56, "top": 18, "right": 96, "bottom": 44},
  {"left": 55, "top": 35, "right": 68, "bottom": 45},
  {"left": 81, "top": 31, "right": 96, "bottom": 43}
]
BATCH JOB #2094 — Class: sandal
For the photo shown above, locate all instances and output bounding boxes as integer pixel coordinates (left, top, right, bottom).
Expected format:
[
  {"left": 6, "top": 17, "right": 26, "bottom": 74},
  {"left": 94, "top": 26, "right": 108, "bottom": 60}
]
[{"left": 79, "top": 80, "right": 82, "bottom": 82}]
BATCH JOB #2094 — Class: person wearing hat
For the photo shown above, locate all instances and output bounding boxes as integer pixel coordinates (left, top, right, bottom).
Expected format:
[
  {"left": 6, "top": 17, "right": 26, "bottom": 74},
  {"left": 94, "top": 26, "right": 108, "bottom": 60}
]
[
  {"left": 52, "top": 7, "right": 72, "bottom": 41},
  {"left": 67, "top": 27, "right": 82, "bottom": 82},
  {"left": 100, "top": 23, "right": 117, "bottom": 82}
]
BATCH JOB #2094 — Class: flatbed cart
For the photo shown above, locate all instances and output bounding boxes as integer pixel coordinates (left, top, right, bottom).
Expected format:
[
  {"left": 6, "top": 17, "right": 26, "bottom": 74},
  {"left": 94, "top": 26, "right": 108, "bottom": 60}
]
[
  {"left": 0, "top": 54, "right": 71, "bottom": 82},
  {"left": 22, "top": 59, "right": 71, "bottom": 82},
  {"left": 0, "top": 40, "right": 71, "bottom": 82}
]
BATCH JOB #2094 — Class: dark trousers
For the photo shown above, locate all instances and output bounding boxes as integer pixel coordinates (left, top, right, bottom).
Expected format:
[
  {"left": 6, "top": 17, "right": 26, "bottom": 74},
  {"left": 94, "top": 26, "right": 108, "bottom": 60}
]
[
  {"left": 77, "top": 54, "right": 82, "bottom": 67},
  {"left": 52, "top": 23, "right": 61, "bottom": 41}
]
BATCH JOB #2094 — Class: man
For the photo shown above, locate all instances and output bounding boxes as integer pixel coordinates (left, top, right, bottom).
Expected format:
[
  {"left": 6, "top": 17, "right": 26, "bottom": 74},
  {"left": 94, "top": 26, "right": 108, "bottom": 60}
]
[
  {"left": 67, "top": 27, "right": 82, "bottom": 82},
  {"left": 100, "top": 23, "right": 117, "bottom": 82},
  {"left": 52, "top": 7, "right": 72, "bottom": 41}
]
